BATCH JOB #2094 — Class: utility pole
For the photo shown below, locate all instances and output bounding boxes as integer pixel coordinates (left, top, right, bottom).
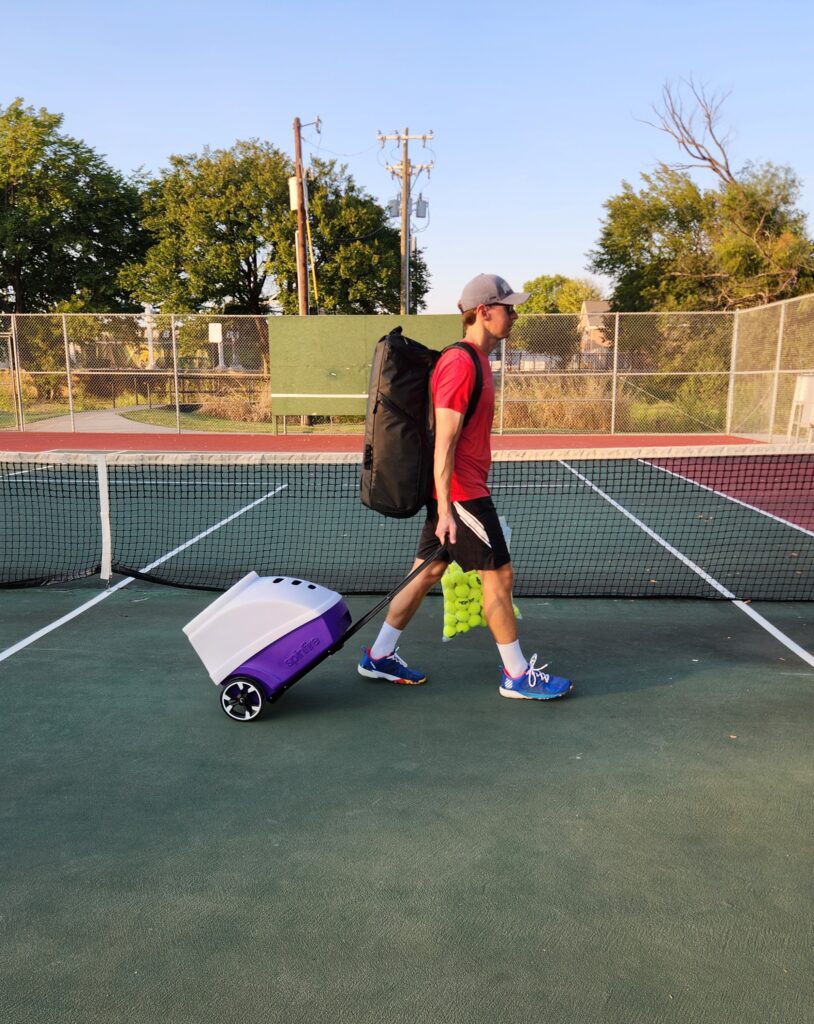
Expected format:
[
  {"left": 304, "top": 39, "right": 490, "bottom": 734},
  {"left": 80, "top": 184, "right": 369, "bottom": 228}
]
[
  {"left": 378, "top": 128, "right": 433, "bottom": 314},
  {"left": 292, "top": 117, "right": 309, "bottom": 315}
]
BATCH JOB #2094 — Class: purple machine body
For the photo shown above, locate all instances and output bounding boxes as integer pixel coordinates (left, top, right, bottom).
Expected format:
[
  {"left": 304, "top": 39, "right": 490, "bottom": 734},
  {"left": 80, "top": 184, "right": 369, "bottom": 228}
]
[
  {"left": 182, "top": 572, "right": 354, "bottom": 705},
  {"left": 235, "top": 599, "right": 352, "bottom": 701},
  {"left": 183, "top": 549, "right": 441, "bottom": 720}
]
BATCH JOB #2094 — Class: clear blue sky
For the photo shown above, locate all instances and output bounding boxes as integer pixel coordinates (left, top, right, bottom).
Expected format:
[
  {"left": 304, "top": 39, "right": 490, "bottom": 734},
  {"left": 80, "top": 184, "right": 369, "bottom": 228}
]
[{"left": 5, "top": 0, "right": 813, "bottom": 312}]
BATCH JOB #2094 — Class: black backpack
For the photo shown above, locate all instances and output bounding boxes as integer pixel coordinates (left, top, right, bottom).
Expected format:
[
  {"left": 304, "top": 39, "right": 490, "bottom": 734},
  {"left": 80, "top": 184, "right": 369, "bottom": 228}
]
[{"left": 360, "top": 327, "right": 483, "bottom": 518}]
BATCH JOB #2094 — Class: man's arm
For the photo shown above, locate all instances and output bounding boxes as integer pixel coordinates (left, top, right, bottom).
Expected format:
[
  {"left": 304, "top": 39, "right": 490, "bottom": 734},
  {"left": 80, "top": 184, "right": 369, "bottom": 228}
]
[{"left": 434, "top": 406, "right": 464, "bottom": 546}]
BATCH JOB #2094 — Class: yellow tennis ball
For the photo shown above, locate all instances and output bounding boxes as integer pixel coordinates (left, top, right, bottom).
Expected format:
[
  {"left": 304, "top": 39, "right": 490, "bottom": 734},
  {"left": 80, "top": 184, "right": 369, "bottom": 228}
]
[
  {"left": 468, "top": 612, "right": 481, "bottom": 626},
  {"left": 512, "top": 604, "right": 521, "bottom": 618},
  {"left": 454, "top": 584, "right": 470, "bottom": 599},
  {"left": 455, "top": 608, "right": 469, "bottom": 622},
  {"left": 479, "top": 614, "right": 487, "bottom": 627},
  {"left": 457, "top": 622, "right": 470, "bottom": 633},
  {"left": 443, "top": 624, "right": 457, "bottom": 638}
]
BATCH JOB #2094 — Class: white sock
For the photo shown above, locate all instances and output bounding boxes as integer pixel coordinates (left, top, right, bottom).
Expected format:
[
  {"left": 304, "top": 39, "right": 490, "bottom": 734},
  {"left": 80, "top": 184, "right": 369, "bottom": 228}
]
[
  {"left": 497, "top": 641, "right": 527, "bottom": 679},
  {"left": 371, "top": 623, "right": 402, "bottom": 660}
]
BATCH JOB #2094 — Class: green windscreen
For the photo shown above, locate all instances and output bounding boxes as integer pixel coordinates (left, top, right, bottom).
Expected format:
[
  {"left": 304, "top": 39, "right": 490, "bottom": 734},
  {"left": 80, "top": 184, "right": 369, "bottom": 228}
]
[{"left": 267, "top": 315, "right": 460, "bottom": 419}]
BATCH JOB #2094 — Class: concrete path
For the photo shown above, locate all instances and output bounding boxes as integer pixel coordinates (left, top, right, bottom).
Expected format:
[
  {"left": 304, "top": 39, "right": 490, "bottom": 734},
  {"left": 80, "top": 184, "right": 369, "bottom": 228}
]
[{"left": 25, "top": 407, "right": 177, "bottom": 433}]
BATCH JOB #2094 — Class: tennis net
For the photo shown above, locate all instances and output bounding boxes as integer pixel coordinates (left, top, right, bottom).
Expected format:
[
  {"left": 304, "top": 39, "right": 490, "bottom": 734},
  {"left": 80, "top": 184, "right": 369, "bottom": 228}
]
[{"left": 1, "top": 447, "right": 812, "bottom": 600}]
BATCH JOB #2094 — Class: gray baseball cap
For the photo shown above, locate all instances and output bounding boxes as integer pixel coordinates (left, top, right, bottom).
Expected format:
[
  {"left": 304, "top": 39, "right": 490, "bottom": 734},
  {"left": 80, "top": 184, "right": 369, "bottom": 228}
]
[{"left": 457, "top": 273, "right": 530, "bottom": 312}]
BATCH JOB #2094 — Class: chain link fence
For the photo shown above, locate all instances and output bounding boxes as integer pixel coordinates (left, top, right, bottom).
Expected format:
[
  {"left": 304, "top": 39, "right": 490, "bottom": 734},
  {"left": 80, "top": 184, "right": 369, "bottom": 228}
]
[
  {"left": 2, "top": 298, "right": 813, "bottom": 438},
  {"left": 729, "top": 295, "right": 814, "bottom": 440},
  {"left": 501, "top": 310, "right": 734, "bottom": 434},
  {"left": 1, "top": 313, "right": 270, "bottom": 433}
]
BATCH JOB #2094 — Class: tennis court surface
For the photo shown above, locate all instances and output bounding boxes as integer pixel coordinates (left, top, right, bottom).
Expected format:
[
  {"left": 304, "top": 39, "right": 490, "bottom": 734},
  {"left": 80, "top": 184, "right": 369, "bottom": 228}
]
[{"left": 1, "top": 438, "right": 812, "bottom": 1023}]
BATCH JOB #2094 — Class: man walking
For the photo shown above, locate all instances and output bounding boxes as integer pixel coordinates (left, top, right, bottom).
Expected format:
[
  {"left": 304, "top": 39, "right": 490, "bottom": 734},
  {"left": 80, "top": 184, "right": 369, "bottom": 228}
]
[{"left": 358, "top": 274, "right": 573, "bottom": 700}]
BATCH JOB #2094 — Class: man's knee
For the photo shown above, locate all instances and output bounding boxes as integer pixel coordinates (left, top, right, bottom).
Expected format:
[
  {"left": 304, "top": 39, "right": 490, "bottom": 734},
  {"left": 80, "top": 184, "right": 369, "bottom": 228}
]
[
  {"left": 415, "top": 557, "right": 448, "bottom": 587},
  {"left": 479, "top": 561, "right": 513, "bottom": 593}
]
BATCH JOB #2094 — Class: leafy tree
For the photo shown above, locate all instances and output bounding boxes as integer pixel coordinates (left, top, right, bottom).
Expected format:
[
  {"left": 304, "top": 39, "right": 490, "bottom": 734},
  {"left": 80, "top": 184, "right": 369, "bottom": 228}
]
[
  {"left": 589, "top": 166, "right": 718, "bottom": 311},
  {"left": 124, "top": 147, "right": 425, "bottom": 315},
  {"left": 0, "top": 98, "right": 147, "bottom": 312},
  {"left": 121, "top": 140, "right": 293, "bottom": 313},
  {"left": 271, "top": 158, "right": 429, "bottom": 314},
  {"left": 522, "top": 274, "right": 604, "bottom": 313},
  {"left": 589, "top": 81, "right": 814, "bottom": 311}
]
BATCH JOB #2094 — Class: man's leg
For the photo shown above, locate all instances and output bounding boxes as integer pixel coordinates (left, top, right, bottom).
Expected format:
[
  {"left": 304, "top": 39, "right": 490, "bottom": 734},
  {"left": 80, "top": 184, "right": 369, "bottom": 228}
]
[
  {"left": 358, "top": 555, "right": 446, "bottom": 685},
  {"left": 479, "top": 562, "right": 517, "bottom": 644},
  {"left": 384, "top": 556, "right": 447, "bottom": 630},
  {"left": 481, "top": 562, "right": 573, "bottom": 699}
]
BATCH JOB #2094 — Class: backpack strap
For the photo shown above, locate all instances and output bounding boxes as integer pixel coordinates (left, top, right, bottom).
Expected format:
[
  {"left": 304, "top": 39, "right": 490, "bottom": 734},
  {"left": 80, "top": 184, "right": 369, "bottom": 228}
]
[{"left": 443, "top": 341, "right": 483, "bottom": 427}]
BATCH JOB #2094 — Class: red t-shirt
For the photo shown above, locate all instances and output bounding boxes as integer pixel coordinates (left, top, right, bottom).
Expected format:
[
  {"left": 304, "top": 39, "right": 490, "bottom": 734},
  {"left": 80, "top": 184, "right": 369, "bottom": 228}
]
[{"left": 431, "top": 341, "right": 494, "bottom": 501}]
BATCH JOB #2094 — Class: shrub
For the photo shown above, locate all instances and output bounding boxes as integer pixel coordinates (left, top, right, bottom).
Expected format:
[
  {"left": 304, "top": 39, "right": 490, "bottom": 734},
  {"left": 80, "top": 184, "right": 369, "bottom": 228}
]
[{"left": 500, "top": 374, "right": 618, "bottom": 432}]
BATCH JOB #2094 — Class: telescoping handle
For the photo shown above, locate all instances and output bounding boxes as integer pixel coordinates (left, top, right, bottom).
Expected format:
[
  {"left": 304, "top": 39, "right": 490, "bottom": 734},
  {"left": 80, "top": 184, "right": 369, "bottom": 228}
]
[
  {"left": 341, "top": 543, "right": 445, "bottom": 644},
  {"left": 275, "top": 545, "right": 446, "bottom": 693}
]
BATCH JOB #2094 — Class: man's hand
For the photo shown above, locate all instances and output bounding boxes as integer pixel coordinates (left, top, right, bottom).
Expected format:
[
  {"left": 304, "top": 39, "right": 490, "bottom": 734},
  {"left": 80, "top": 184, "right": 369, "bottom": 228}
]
[{"left": 435, "top": 508, "right": 456, "bottom": 547}]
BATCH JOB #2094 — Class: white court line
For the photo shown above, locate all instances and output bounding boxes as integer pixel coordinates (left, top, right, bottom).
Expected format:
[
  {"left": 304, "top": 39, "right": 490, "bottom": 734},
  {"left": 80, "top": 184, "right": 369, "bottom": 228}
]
[
  {"left": 641, "top": 458, "right": 814, "bottom": 538},
  {"left": 733, "top": 601, "right": 814, "bottom": 667},
  {"left": 0, "top": 483, "right": 288, "bottom": 664},
  {"left": 0, "top": 578, "right": 134, "bottom": 663},
  {"left": 560, "top": 461, "right": 814, "bottom": 669}
]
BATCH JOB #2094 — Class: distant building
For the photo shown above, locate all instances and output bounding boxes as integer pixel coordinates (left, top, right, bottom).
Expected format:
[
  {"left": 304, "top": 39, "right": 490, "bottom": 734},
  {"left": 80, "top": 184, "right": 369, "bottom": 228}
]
[{"left": 578, "top": 300, "right": 612, "bottom": 369}]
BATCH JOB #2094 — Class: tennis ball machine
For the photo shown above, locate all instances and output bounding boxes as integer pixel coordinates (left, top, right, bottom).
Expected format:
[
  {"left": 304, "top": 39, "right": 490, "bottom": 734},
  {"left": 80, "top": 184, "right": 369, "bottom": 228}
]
[{"left": 183, "top": 548, "right": 441, "bottom": 722}]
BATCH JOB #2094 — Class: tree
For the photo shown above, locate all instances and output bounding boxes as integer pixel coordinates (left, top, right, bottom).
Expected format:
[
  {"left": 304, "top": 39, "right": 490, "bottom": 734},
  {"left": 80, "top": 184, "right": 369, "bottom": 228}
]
[
  {"left": 589, "top": 166, "right": 719, "bottom": 311},
  {"left": 589, "top": 80, "right": 814, "bottom": 311},
  {"left": 522, "top": 274, "right": 604, "bottom": 313},
  {"left": 121, "top": 140, "right": 293, "bottom": 313},
  {"left": 124, "top": 147, "right": 426, "bottom": 315},
  {"left": 0, "top": 98, "right": 147, "bottom": 312},
  {"left": 271, "top": 158, "right": 429, "bottom": 314}
]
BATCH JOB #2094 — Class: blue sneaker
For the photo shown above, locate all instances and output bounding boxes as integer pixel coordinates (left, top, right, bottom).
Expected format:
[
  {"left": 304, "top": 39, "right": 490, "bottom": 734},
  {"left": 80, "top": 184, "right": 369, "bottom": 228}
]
[
  {"left": 358, "top": 647, "right": 427, "bottom": 685},
  {"left": 499, "top": 654, "right": 573, "bottom": 700}
]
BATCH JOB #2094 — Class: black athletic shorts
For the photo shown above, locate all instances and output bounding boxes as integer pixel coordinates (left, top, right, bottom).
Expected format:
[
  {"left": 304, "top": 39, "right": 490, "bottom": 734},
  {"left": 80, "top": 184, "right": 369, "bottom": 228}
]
[{"left": 415, "top": 496, "right": 511, "bottom": 572}]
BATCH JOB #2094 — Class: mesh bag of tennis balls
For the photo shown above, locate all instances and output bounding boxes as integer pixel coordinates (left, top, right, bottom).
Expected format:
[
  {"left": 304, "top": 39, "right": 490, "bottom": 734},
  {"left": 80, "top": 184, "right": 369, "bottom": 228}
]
[{"left": 440, "top": 562, "right": 521, "bottom": 641}]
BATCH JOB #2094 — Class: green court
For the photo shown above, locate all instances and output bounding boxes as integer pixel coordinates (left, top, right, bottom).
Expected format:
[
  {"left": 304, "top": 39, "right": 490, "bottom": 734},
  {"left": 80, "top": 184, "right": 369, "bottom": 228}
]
[
  {"left": 1, "top": 445, "right": 813, "bottom": 1022},
  {"left": 1, "top": 574, "right": 813, "bottom": 1023}
]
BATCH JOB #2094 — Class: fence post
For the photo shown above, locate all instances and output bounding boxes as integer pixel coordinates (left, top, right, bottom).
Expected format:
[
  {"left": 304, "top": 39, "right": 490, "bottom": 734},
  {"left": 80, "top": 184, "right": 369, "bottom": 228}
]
[
  {"left": 725, "top": 310, "right": 739, "bottom": 436},
  {"left": 61, "top": 313, "right": 76, "bottom": 432},
  {"left": 767, "top": 300, "right": 786, "bottom": 442},
  {"left": 498, "top": 337, "right": 506, "bottom": 435},
  {"left": 10, "top": 314, "right": 24, "bottom": 430},
  {"left": 171, "top": 314, "right": 181, "bottom": 433},
  {"left": 610, "top": 313, "right": 620, "bottom": 434}
]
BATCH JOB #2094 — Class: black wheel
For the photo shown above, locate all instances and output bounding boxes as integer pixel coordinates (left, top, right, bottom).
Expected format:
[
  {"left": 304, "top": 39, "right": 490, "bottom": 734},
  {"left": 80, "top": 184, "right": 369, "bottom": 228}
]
[{"left": 220, "top": 677, "right": 266, "bottom": 722}]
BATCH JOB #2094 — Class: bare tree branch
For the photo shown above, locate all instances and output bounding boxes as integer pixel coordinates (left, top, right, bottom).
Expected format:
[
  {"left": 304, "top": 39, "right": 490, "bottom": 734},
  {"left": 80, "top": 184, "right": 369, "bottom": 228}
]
[{"left": 641, "top": 78, "right": 737, "bottom": 184}]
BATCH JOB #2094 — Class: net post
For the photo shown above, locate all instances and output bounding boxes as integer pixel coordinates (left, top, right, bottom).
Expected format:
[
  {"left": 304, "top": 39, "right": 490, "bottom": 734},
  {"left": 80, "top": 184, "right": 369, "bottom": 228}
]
[
  {"left": 725, "top": 310, "right": 739, "bottom": 435},
  {"left": 171, "top": 315, "right": 181, "bottom": 434},
  {"left": 610, "top": 313, "right": 620, "bottom": 434},
  {"left": 95, "top": 454, "right": 113, "bottom": 582},
  {"left": 61, "top": 313, "right": 76, "bottom": 433},
  {"left": 767, "top": 300, "right": 786, "bottom": 443}
]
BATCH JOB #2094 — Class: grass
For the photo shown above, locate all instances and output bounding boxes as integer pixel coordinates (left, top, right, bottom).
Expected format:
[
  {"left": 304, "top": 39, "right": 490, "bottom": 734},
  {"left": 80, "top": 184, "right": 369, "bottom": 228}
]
[{"left": 120, "top": 408, "right": 366, "bottom": 434}]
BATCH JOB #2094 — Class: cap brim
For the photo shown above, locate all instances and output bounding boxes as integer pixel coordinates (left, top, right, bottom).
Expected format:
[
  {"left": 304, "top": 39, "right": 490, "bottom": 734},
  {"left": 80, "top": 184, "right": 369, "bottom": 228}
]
[{"left": 457, "top": 290, "right": 531, "bottom": 311}]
